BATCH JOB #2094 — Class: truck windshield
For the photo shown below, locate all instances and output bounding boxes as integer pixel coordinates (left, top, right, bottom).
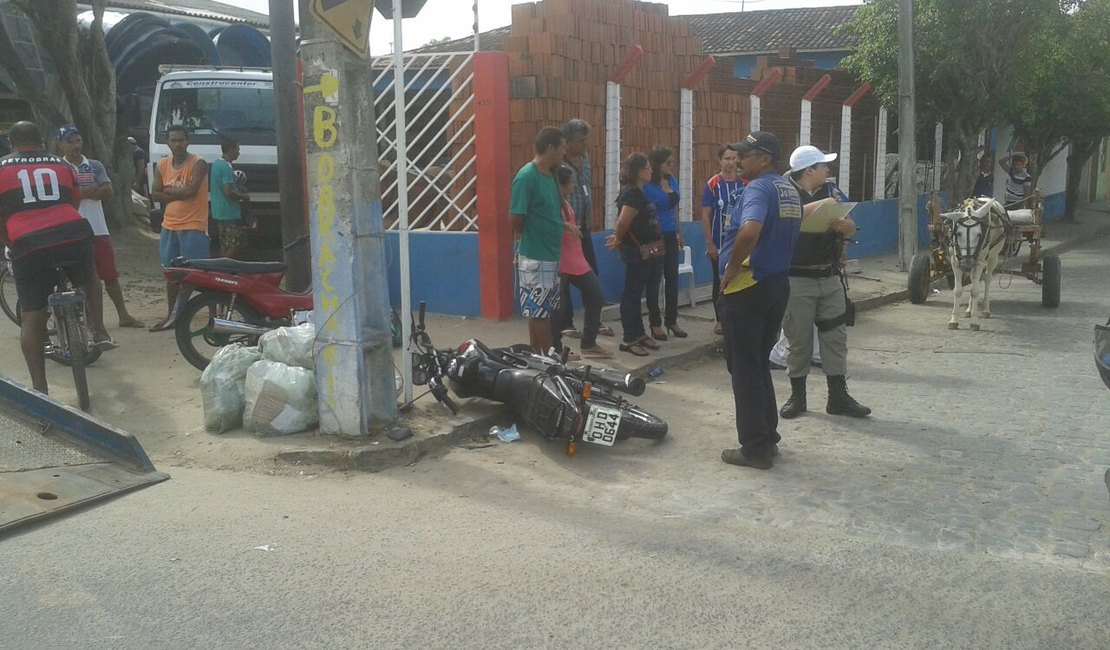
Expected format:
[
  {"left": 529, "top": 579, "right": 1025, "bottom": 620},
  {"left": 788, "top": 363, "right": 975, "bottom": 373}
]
[{"left": 154, "top": 80, "right": 275, "bottom": 146}]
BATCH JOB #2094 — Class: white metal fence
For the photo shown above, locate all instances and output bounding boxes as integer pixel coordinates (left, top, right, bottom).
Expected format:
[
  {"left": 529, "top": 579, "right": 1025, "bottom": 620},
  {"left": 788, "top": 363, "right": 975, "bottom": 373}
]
[{"left": 372, "top": 52, "right": 478, "bottom": 232}]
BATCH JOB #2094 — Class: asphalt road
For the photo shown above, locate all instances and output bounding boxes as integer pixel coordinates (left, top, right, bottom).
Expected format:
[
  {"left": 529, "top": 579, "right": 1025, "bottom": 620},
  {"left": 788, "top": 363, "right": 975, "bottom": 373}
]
[{"left": 2, "top": 242, "right": 1109, "bottom": 649}]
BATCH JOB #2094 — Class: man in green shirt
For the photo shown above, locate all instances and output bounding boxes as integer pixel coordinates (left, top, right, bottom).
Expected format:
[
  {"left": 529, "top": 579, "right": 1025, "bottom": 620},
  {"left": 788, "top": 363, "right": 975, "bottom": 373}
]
[
  {"left": 510, "top": 126, "right": 572, "bottom": 354},
  {"left": 209, "top": 140, "right": 250, "bottom": 257}
]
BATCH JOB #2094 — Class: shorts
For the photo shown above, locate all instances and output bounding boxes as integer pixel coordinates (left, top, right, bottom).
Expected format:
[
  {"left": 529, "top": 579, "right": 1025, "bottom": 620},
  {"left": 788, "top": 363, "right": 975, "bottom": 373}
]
[
  {"left": 516, "top": 255, "right": 560, "bottom": 319},
  {"left": 215, "top": 220, "right": 246, "bottom": 251},
  {"left": 92, "top": 235, "right": 119, "bottom": 281},
  {"left": 11, "top": 240, "right": 94, "bottom": 312},
  {"left": 159, "top": 228, "right": 210, "bottom": 267}
]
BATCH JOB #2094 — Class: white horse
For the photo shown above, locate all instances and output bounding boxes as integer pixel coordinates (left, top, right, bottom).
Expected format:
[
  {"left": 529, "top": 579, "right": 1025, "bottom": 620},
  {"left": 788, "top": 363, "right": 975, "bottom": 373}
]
[{"left": 943, "top": 198, "right": 1009, "bottom": 330}]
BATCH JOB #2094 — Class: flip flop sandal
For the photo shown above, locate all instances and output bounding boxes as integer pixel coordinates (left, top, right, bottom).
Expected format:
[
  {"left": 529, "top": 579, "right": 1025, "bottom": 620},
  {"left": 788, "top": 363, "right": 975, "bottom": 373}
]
[
  {"left": 597, "top": 326, "right": 615, "bottom": 337},
  {"left": 561, "top": 328, "right": 582, "bottom": 339},
  {"left": 619, "top": 343, "right": 649, "bottom": 357},
  {"left": 582, "top": 346, "right": 615, "bottom": 359},
  {"left": 638, "top": 336, "right": 660, "bottom": 350}
]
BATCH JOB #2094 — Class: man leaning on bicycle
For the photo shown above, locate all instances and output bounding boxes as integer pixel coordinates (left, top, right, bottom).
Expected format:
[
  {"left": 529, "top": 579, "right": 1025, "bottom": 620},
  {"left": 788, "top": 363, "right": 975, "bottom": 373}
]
[{"left": 0, "top": 121, "right": 114, "bottom": 394}]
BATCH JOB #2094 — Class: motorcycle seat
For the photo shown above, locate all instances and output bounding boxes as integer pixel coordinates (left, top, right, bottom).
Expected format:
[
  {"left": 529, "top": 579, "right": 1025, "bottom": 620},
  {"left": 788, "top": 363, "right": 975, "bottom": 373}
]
[{"left": 175, "top": 257, "right": 288, "bottom": 275}]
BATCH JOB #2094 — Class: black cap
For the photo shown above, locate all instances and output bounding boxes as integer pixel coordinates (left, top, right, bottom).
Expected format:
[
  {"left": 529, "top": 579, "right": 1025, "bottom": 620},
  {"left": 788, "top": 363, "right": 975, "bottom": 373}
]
[{"left": 730, "top": 131, "right": 781, "bottom": 162}]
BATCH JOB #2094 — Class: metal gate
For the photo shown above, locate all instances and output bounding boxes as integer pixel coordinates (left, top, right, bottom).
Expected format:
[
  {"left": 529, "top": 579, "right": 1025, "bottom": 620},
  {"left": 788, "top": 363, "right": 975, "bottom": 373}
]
[{"left": 373, "top": 52, "right": 479, "bottom": 232}]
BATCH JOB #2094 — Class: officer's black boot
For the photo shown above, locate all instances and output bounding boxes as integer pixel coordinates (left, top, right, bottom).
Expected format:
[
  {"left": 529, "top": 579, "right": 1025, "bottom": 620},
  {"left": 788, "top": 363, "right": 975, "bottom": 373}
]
[
  {"left": 826, "top": 375, "right": 871, "bottom": 418},
  {"left": 779, "top": 376, "right": 807, "bottom": 419}
]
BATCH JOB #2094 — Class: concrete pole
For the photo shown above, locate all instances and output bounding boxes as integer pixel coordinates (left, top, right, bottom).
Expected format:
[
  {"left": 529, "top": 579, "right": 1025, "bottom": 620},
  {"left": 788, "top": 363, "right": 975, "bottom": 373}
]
[
  {"left": 392, "top": 0, "right": 413, "bottom": 405},
  {"left": 301, "top": 14, "right": 397, "bottom": 436},
  {"left": 269, "top": 0, "right": 311, "bottom": 292},
  {"left": 897, "top": 0, "right": 917, "bottom": 271},
  {"left": 875, "top": 106, "right": 888, "bottom": 199},
  {"left": 799, "top": 99, "right": 812, "bottom": 145},
  {"left": 839, "top": 103, "right": 852, "bottom": 191},
  {"left": 750, "top": 95, "right": 761, "bottom": 132},
  {"left": 605, "top": 80, "right": 620, "bottom": 230},
  {"left": 679, "top": 87, "right": 693, "bottom": 223},
  {"left": 933, "top": 122, "right": 943, "bottom": 191}
]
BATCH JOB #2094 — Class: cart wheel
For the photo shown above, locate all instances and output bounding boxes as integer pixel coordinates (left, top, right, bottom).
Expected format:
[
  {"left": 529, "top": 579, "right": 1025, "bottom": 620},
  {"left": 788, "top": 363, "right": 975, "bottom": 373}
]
[
  {"left": 908, "top": 253, "right": 932, "bottom": 304},
  {"left": 1041, "top": 254, "right": 1061, "bottom": 308}
]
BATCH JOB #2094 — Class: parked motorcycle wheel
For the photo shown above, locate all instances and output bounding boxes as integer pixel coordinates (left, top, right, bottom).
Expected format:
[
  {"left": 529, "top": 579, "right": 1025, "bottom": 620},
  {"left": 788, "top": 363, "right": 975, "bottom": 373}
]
[
  {"left": 588, "top": 393, "right": 668, "bottom": 440},
  {"left": 175, "top": 293, "right": 259, "bottom": 371}
]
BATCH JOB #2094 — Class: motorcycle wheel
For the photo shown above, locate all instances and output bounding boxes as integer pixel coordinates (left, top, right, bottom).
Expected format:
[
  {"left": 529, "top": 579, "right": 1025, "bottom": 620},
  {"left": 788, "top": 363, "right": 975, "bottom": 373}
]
[
  {"left": 588, "top": 393, "right": 668, "bottom": 440},
  {"left": 175, "top": 293, "right": 258, "bottom": 371}
]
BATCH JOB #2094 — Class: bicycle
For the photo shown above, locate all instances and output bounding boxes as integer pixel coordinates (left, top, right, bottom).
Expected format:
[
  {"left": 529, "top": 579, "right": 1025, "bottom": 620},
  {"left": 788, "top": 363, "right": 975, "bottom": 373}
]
[{"left": 0, "top": 261, "right": 102, "bottom": 409}]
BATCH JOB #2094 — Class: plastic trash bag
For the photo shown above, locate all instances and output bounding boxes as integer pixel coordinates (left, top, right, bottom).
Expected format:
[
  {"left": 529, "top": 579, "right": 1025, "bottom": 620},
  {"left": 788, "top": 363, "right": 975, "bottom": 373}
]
[
  {"left": 259, "top": 322, "right": 316, "bottom": 369},
  {"left": 244, "top": 360, "right": 318, "bottom": 436},
  {"left": 200, "top": 344, "right": 263, "bottom": 433},
  {"left": 770, "top": 327, "right": 822, "bottom": 368}
]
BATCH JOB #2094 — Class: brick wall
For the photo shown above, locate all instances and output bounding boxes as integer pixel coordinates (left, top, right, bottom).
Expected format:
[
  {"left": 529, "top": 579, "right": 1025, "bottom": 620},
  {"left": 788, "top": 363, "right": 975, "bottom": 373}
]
[{"left": 504, "top": 0, "right": 883, "bottom": 228}]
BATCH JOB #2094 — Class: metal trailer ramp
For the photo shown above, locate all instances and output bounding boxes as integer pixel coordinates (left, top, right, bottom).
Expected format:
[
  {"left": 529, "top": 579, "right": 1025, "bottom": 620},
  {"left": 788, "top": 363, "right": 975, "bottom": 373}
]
[{"left": 0, "top": 375, "right": 168, "bottom": 534}]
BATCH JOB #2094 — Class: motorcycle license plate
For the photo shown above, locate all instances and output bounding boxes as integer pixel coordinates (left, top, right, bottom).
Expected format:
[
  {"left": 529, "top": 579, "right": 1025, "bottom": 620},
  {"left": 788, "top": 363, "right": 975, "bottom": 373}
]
[{"left": 583, "top": 404, "right": 622, "bottom": 446}]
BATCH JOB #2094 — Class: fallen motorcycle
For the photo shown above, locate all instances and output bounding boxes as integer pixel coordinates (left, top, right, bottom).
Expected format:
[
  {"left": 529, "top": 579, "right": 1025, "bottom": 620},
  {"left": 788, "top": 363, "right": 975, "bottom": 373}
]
[{"left": 403, "top": 302, "right": 667, "bottom": 455}]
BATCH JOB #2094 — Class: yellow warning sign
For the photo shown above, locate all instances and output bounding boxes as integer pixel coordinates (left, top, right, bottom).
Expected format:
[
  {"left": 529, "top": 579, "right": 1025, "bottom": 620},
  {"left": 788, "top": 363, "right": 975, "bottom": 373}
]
[{"left": 309, "top": 0, "right": 375, "bottom": 58}]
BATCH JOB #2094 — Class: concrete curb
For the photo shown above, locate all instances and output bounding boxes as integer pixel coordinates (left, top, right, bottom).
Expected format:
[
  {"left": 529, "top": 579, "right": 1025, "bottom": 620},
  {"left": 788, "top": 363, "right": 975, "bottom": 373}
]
[
  {"left": 275, "top": 406, "right": 508, "bottom": 473},
  {"left": 278, "top": 221, "right": 1110, "bottom": 474}
]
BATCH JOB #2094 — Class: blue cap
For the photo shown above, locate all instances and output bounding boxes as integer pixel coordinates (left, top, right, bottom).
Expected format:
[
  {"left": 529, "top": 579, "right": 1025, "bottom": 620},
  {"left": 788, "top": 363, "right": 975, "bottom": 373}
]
[{"left": 57, "top": 124, "right": 80, "bottom": 142}]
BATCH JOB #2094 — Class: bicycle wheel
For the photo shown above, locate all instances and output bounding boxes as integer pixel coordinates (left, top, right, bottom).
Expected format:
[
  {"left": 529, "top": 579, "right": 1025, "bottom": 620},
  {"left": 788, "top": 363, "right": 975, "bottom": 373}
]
[
  {"left": 0, "top": 266, "right": 19, "bottom": 326},
  {"left": 175, "top": 293, "right": 259, "bottom": 371},
  {"left": 44, "top": 310, "right": 103, "bottom": 367},
  {"left": 60, "top": 303, "right": 90, "bottom": 410}
]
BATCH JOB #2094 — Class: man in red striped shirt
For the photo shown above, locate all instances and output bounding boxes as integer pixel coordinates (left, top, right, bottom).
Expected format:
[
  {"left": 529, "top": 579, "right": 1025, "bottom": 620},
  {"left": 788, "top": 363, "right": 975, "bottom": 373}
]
[{"left": 0, "top": 121, "right": 110, "bottom": 394}]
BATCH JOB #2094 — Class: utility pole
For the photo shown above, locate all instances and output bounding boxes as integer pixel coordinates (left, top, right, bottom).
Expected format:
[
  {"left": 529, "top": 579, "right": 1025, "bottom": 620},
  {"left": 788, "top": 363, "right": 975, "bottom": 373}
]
[
  {"left": 301, "top": 1, "right": 397, "bottom": 436},
  {"left": 269, "top": 0, "right": 311, "bottom": 292},
  {"left": 897, "top": 0, "right": 917, "bottom": 271}
]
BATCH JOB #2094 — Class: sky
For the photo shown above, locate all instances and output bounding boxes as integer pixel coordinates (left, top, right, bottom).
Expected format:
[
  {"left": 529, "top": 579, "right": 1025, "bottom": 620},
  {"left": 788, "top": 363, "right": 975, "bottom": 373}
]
[{"left": 222, "top": 0, "right": 864, "bottom": 56}]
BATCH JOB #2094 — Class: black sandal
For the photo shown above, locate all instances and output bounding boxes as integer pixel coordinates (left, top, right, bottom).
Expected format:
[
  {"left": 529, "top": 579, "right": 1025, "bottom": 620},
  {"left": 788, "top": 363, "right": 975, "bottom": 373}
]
[{"left": 619, "top": 342, "right": 650, "bottom": 356}]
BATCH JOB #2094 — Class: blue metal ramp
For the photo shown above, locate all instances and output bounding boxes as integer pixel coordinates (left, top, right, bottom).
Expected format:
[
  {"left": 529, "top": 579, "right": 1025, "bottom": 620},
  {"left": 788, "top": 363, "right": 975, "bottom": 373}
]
[{"left": 0, "top": 376, "right": 168, "bottom": 534}]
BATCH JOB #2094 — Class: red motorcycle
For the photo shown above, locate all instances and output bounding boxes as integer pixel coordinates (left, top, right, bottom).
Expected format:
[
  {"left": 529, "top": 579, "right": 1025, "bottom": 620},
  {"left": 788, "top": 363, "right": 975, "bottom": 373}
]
[{"left": 157, "top": 257, "right": 313, "bottom": 370}]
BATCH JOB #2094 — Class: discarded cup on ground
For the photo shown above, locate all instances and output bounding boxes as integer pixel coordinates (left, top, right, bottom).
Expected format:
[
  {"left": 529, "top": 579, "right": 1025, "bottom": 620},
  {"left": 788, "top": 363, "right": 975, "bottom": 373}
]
[{"left": 490, "top": 424, "right": 520, "bottom": 442}]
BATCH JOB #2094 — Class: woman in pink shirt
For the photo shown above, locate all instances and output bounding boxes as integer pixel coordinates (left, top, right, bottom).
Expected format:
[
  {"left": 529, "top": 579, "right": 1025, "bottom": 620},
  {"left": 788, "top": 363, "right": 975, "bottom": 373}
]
[{"left": 551, "top": 166, "right": 613, "bottom": 359}]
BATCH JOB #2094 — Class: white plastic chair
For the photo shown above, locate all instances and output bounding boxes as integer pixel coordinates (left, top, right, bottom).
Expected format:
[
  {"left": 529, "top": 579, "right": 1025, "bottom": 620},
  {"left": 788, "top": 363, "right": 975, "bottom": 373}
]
[{"left": 677, "top": 245, "right": 696, "bottom": 307}]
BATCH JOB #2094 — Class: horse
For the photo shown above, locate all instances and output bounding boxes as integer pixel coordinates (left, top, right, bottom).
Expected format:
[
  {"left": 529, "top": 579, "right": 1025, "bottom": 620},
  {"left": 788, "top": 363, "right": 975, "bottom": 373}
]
[{"left": 943, "top": 197, "right": 1010, "bottom": 330}]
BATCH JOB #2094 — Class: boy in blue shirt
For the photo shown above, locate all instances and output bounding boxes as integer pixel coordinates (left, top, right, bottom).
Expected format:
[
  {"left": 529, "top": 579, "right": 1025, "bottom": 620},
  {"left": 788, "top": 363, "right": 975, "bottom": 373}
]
[{"left": 209, "top": 140, "right": 250, "bottom": 258}]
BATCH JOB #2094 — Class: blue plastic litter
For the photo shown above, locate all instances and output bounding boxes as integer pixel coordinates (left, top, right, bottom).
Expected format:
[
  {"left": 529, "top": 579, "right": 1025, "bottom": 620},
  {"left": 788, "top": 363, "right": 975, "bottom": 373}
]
[{"left": 490, "top": 424, "right": 520, "bottom": 443}]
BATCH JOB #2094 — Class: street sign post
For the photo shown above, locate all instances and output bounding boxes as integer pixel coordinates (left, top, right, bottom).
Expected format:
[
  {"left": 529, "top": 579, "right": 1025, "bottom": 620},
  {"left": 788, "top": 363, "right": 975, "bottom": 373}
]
[{"left": 309, "top": 0, "right": 375, "bottom": 57}]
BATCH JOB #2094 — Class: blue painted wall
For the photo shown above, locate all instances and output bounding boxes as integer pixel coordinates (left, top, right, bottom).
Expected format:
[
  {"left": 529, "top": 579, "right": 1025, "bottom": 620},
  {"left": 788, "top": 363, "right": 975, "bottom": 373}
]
[
  {"left": 392, "top": 191, "right": 1066, "bottom": 316},
  {"left": 385, "top": 232, "right": 480, "bottom": 316},
  {"left": 732, "top": 51, "right": 848, "bottom": 79}
]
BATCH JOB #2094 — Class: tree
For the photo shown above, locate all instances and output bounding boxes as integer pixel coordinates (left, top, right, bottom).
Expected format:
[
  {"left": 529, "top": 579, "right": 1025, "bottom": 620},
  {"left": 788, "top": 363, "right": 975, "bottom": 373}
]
[
  {"left": 840, "top": 0, "right": 1062, "bottom": 201},
  {"left": 1007, "top": 0, "right": 1110, "bottom": 217},
  {"left": 0, "top": 0, "right": 134, "bottom": 226}
]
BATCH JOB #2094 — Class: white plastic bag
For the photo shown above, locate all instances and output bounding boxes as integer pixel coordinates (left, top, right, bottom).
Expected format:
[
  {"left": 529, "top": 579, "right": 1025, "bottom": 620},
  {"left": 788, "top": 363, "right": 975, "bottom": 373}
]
[
  {"left": 770, "top": 327, "right": 821, "bottom": 368},
  {"left": 200, "top": 344, "right": 263, "bottom": 433},
  {"left": 243, "top": 360, "right": 318, "bottom": 436},
  {"left": 259, "top": 322, "right": 316, "bottom": 369}
]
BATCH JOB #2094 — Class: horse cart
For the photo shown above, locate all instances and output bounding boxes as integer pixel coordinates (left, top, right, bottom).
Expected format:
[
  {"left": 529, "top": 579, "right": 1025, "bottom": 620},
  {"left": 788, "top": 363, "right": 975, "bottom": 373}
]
[{"left": 907, "top": 190, "right": 1061, "bottom": 309}]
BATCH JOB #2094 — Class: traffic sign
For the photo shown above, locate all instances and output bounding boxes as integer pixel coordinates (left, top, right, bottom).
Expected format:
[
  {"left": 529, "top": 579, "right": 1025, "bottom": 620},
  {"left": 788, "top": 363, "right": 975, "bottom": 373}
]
[{"left": 309, "top": 0, "right": 375, "bottom": 58}]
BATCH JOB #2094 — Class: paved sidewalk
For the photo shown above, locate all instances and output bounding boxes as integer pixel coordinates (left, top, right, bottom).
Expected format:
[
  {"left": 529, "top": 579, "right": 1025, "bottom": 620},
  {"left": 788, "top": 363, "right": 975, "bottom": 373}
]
[{"left": 276, "top": 202, "right": 1110, "bottom": 471}]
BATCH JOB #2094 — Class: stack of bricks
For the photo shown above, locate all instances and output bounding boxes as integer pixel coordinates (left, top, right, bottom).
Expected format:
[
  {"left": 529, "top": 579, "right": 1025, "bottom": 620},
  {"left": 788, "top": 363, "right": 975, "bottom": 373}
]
[
  {"left": 504, "top": 0, "right": 704, "bottom": 229},
  {"left": 501, "top": 0, "right": 886, "bottom": 227}
]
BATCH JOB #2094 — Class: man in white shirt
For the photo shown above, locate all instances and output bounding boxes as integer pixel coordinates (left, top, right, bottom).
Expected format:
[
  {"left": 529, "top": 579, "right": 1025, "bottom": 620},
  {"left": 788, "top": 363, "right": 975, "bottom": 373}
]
[{"left": 59, "top": 125, "right": 145, "bottom": 333}]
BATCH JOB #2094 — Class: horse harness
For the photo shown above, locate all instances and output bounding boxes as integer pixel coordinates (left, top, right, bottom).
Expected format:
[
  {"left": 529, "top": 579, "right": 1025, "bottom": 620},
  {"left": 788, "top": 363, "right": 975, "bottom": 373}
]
[{"left": 948, "top": 201, "right": 1012, "bottom": 269}]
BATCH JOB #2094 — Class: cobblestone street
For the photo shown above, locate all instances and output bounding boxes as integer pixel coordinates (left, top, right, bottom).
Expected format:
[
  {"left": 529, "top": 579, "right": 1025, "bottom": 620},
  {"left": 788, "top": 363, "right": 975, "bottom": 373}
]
[{"left": 442, "top": 239, "right": 1110, "bottom": 568}]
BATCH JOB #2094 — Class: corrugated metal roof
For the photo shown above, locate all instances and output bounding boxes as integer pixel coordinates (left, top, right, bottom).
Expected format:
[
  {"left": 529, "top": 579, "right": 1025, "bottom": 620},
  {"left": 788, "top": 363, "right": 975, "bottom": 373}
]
[
  {"left": 412, "top": 25, "right": 509, "bottom": 54},
  {"left": 99, "top": 0, "right": 269, "bottom": 28}
]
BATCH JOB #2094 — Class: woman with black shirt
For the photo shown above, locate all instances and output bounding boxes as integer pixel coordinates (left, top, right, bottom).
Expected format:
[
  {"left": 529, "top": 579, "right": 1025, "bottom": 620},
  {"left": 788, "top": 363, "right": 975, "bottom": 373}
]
[{"left": 605, "top": 153, "right": 664, "bottom": 356}]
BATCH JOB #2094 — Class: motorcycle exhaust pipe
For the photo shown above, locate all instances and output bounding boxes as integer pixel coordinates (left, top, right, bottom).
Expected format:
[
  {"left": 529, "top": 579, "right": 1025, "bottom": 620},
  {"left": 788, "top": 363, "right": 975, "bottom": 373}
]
[{"left": 209, "top": 317, "right": 271, "bottom": 337}]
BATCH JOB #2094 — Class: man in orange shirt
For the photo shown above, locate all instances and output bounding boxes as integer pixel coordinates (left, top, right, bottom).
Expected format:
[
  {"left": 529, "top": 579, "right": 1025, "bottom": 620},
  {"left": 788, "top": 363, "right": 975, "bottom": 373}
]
[{"left": 150, "top": 125, "right": 208, "bottom": 330}]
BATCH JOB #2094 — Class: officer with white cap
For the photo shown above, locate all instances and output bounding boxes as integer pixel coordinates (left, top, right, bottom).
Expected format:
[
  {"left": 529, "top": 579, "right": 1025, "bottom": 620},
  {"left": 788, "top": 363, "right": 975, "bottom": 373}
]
[{"left": 778, "top": 145, "right": 870, "bottom": 420}]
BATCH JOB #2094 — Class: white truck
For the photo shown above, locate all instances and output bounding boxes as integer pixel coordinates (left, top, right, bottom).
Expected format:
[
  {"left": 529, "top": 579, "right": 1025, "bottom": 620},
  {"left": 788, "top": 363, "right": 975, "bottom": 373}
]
[{"left": 147, "top": 67, "right": 281, "bottom": 247}]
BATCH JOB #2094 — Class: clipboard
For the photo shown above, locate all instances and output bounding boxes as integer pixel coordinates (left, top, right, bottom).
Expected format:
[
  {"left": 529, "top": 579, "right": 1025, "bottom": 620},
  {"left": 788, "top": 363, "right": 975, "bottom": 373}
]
[{"left": 801, "top": 202, "right": 856, "bottom": 233}]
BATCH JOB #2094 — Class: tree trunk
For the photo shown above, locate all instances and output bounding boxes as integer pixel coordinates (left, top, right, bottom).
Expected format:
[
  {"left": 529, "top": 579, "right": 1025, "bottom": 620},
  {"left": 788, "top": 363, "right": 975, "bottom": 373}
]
[
  {"left": 943, "top": 124, "right": 980, "bottom": 204},
  {"left": 1064, "top": 138, "right": 1099, "bottom": 219}
]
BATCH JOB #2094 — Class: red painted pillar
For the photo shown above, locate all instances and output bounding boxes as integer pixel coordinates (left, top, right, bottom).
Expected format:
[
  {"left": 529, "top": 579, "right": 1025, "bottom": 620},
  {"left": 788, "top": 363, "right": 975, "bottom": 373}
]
[{"left": 474, "top": 52, "right": 514, "bottom": 321}]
